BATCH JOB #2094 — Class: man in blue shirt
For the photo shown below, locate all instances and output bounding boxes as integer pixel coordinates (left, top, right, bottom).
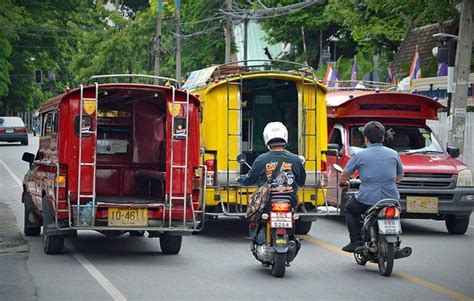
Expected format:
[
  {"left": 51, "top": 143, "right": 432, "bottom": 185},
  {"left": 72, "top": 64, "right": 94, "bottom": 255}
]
[{"left": 339, "top": 121, "right": 404, "bottom": 252}]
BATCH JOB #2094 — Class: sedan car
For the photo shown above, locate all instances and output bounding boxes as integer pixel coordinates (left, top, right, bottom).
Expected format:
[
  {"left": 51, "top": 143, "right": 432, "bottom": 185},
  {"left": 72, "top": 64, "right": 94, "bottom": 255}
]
[{"left": 0, "top": 116, "right": 28, "bottom": 145}]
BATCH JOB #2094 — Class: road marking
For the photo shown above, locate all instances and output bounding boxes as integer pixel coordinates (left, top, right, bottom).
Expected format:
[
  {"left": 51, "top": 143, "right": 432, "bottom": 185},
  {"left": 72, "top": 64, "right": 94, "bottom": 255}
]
[
  {"left": 0, "top": 160, "right": 23, "bottom": 187},
  {"left": 66, "top": 241, "right": 127, "bottom": 301},
  {"left": 301, "top": 235, "right": 474, "bottom": 301}
]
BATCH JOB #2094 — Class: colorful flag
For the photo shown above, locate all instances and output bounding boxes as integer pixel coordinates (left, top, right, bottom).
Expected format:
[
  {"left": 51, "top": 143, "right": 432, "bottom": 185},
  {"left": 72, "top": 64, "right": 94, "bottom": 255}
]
[
  {"left": 409, "top": 45, "right": 421, "bottom": 80},
  {"left": 437, "top": 62, "right": 448, "bottom": 77},
  {"left": 351, "top": 58, "right": 358, "bottom": 88},
  {"left": 387, "top": 62, "right": 395, "bottom": 85},
  {"left": 324, "top": 64, "right": 340, "bottom": 88}
]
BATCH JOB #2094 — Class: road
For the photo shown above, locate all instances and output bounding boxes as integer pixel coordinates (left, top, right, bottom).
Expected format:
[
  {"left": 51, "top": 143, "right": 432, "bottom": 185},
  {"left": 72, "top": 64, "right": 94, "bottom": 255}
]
[{"left": 1, "top": 136, "right": 474, "bottom": 301}]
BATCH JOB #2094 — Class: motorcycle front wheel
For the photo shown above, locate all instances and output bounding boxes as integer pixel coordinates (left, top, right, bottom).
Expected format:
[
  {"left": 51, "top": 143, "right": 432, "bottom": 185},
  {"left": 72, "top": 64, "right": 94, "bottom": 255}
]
[
  {"left": 377, "top": 241, "right": 395, "bottom": 276},
  {"left": 272, "top": 252, "right": 286, "bottom": 278}
]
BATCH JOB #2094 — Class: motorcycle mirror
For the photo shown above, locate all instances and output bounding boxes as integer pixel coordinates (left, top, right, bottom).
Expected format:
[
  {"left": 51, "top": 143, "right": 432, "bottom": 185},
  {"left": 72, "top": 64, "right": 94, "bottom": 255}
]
[
  {"left": 298, "top": 155, "right": 306, "bottom": 165},
  {"left": 236, "top": 153, "right": 247, "bottom": 164},
  {"left": 333, "top": 164, "right": 344, "bottom": 173}
]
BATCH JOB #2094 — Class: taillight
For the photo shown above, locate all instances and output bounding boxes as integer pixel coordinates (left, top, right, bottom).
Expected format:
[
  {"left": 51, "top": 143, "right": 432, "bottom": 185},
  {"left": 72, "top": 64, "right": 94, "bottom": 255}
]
[
  {"left": 320, "top": 160, "right": 328, "bottom": 188},
  {"left": 205, "top": 159, "right": 216, "bottom": 186},
  {"left": 379, "top": 207, "right": 399, "bottom": 219},
  {"left": 271, "top": 202, "right": 291, "bottom": 212},
  {"left": 16, "top": 127, "right": 27, "bottom": 133}
]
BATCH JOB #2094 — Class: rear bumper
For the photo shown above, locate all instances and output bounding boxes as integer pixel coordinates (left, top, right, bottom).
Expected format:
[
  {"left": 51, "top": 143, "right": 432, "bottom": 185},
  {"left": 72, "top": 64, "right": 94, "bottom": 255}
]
[
  {"left": 398, "top": 187, "right": 474, "bottom": 218},
  {"left": 0, "top": 133, "right": 28, "bottom": 142}
]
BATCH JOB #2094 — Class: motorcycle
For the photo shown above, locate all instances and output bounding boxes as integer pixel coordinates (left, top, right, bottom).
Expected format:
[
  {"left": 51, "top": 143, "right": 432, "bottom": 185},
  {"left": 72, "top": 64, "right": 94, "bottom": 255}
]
[
  {"left": 333, "top": 164, "right": 412, "bottom": 277},
  {"left": 237, "top": 153, "right": 301, "bottom": 278}
]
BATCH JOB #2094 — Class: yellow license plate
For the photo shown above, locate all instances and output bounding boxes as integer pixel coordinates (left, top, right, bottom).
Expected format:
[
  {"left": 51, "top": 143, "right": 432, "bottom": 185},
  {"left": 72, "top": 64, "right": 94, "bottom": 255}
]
[
  {"left": 406, "top": 196, "right": 438, "bottom": 213},
  {"left": 108, "top": 208, "right": 148, "bottom": 226}
]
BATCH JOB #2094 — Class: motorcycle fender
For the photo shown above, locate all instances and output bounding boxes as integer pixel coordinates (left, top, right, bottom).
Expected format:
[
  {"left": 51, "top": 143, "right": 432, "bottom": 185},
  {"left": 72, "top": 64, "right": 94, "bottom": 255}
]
[
  {"left": 272, "top": 230, "right": 289, "bottom": 253},
  {"left": 383, "top": 235, "right": 398, "bottom": 243}
]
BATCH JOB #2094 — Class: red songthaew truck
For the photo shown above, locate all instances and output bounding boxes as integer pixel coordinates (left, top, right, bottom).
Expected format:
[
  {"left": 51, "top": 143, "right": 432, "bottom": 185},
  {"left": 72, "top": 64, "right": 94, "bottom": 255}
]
[{"left": 22, "top": 75, "right": 205, "bottom": 254}]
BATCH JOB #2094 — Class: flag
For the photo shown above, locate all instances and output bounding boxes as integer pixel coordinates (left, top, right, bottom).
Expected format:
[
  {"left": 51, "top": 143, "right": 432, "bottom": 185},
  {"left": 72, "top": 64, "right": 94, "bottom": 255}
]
[
  {"left": 351, "top": 58, "right": 358, "bottom": 88},
  {"left": 437, "top": 62, "right": 448, "bottom": 77},
  {"left": 387, "top": 62, "right": 395, "bottom": 85},
  {"left": 409, "top": 45, "right": 421, "bottom": 80},
  {"left": 324, "top": 64, "right": 340, "bottom": 88}
]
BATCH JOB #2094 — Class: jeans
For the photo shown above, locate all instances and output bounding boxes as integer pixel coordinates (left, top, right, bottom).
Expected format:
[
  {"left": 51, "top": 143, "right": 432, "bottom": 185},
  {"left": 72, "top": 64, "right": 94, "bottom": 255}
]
[{"left": 345, "top": 196, "right": 370, "bottom": 242}]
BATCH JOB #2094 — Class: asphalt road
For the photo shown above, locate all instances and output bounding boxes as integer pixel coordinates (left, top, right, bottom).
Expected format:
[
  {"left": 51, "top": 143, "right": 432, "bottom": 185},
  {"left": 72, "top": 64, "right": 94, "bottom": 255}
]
[{"left": 1, "top": 136, "right": 473, "bottom": 301}]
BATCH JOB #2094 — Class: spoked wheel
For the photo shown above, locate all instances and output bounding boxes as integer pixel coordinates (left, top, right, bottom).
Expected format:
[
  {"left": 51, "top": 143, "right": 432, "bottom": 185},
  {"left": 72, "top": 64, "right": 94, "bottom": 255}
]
[
  {"left": 377, "top": 240, "right": 395, "bottom": 276},
  {"left": 271, "top": 252, "right": 286, "bottom": 278},
  {"left": 354, "top": 251, "right": 367, "bottom": 266}
]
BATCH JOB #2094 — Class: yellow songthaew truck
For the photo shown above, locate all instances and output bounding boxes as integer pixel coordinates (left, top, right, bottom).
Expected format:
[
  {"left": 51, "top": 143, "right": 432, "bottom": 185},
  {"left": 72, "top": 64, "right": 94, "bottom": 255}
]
[{"left": 183, "top": 61, "right": 329, "bottom": 234}]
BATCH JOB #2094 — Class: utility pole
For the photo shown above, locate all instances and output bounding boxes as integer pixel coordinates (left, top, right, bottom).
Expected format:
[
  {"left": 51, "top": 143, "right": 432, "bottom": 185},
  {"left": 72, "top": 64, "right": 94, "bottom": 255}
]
[
  {"left": 153, "top": 0, "right": 163, "bottom": 85},
  {"left": 175, "top": 0, "right": 182, "bottom": 85},
  {"left": 448, "top": 0, "right": 473, "bottom": 160},
  {"left": 224, "top": 0, "right": 232, "bottom": 63}
]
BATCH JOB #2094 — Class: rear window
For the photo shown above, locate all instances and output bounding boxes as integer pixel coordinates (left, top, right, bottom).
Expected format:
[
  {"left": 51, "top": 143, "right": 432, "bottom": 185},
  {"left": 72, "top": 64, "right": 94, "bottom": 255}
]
[{"left": 0, "top": 117, "right": 25, "bottom": 127}]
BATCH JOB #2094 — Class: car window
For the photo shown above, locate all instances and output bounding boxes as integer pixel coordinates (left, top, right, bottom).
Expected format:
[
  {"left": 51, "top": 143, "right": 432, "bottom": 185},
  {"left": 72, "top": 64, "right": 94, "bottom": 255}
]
[
  {"left": 384, "top": 126, "right": 444, "bottom": 153},
  {"left": 0, "top": 117, "right": 25, "bottom": 127},
  {"left": 42, "top": 112, "right": 58, "bottom": 136}
]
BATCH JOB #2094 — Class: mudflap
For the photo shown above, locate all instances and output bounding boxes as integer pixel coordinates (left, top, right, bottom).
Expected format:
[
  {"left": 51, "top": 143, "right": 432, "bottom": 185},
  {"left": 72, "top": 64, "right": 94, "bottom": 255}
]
[
  {"left": 42, "top": 197, "right": 73, "bottom": 237},
  {"left": 382, "top": 235, "right": 398, "bottom": 244},
  {"left": 272, "top": 229, "right": 289, "bottom": 253}
]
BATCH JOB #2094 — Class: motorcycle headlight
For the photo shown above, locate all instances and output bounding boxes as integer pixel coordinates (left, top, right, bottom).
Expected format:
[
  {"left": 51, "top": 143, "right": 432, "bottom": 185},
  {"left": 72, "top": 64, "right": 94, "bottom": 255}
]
[{"left": 457, "top": 169, "right": 473, "bottom": 187}]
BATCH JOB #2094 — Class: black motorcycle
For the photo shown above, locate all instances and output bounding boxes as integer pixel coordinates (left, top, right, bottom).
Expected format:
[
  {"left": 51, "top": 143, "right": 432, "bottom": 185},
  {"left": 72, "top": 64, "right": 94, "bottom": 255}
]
[
  {"left": 334, "top": 164, "right": 412, "bottom": 276},
  {"left": 237, "top": 153, "right": 301, "bottom": 278}
]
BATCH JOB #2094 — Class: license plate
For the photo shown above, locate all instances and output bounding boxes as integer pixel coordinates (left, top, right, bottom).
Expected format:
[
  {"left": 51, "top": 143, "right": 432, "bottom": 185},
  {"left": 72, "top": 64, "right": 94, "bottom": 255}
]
[
  {"left": 406, "top": 196, "right": 438, "bottom": 213},
  {"left": 5, "top": 128, "right": 13, "bottom": 133},
  {"left": 270, "top": 212, "right": 292, "bottom": 228},
  {"left": 378, "top": 219, "right": 402, "bottom": 234},
  {"left": 108, "top": 208, "right": 148, "bottom": 226}
]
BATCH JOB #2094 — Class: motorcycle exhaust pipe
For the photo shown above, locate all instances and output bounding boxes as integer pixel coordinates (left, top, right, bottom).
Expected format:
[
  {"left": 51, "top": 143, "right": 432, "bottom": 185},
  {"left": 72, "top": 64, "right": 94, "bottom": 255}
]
[{"left": 395, "top": 247, "right": 412, "bottom": 259}]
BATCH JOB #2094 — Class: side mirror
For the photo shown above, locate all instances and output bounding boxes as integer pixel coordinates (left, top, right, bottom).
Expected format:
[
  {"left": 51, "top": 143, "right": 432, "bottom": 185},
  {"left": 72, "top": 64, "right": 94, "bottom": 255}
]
[
  {"left": 22, "top": 152, "right": 35, "bottom": 164},
  {"left": 236, "top": 153, "right": 247, "bottom": 164},
  {"left": 447, "top": 146, "right": 460, "bottom": 158},
  {"left": 333, "top": 163, "right": 343, "bottom": 173},
  {"left": 323, "top": 143, "right": 340, "bottom": 156}
]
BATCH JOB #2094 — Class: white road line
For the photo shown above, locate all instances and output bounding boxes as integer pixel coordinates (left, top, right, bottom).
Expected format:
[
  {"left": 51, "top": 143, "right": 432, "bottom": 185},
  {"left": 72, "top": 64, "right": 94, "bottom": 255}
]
[
  {"left": 66, "top": 242, "right": 127, "bottom": 301},
  {"left": 0, "top": 159, "right": 23, "bottom": 187},
  {"left": 1, "top": 159, "right": 126, "bottom": 300}
]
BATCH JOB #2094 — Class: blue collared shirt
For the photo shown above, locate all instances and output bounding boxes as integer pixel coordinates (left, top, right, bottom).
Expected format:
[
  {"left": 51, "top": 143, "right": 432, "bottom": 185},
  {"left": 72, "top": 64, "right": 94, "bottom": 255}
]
[{"left": 345, "top": 143, "right": 404, "bottom": 205}]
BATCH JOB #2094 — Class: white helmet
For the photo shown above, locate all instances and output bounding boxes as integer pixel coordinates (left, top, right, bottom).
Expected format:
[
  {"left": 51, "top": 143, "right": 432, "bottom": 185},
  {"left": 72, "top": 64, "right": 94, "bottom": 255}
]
[{"left": 263, "top": 122, "right": 288, "bottom": 146}]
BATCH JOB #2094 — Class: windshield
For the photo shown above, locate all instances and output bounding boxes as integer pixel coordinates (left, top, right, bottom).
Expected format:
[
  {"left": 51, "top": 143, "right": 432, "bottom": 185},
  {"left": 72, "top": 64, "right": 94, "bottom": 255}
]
[
  {"left": 349, "top": 125, "right": 444, "bottom": 155},
  {"left": 0, "top": 117, "right": 25, "bottom": 127}
]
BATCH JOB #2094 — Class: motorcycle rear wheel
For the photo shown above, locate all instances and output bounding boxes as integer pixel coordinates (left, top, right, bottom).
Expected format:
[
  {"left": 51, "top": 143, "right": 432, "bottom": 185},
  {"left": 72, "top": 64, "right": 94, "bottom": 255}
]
[
  {"left": 354, "top": 251, "right": 367, "bottom": 266},
  {"left": 377, "top": 241, "right": 395, "bottom": 276},
  {"left": 272, "top": 252, "right": 286, "bottom": 278}
]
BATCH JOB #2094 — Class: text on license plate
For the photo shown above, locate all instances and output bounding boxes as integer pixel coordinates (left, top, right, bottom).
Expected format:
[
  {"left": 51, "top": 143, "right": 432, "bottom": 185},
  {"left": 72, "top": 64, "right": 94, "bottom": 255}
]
[
  {"left": 5, "top": 128, "right": 14, "bottom": 133},
  {"left": 270, "top": 212, "right": 292, "bottom": 228},
  {"left": 108, "top": 208, "right": 148, "bottom": 226},
  {"left": 378, "top": 219, "right": 402, "bottom": 234},
  {"left": 406, "top": 196, "right": 438, "bottom": 213}
]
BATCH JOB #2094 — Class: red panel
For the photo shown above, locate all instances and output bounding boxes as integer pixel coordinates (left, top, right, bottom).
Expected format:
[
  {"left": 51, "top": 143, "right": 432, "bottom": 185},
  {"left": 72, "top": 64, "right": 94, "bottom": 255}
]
[{"left": 96, "top": 169, "right": 121, "bottom": 195}]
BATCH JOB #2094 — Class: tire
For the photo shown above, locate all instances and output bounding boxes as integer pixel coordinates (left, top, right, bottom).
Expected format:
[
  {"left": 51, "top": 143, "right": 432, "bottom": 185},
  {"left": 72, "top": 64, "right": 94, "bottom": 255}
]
[
  {"left": 354, "top": 251, "right": 367, "bottom": 266},
  {"left": 23, "top": 193, "right": 41, "bottom": 236},
  {"left": 160, "top": 234, "right": 182, "bottom": 255},
  {"left": 272, "top": 252, "right": 286, "bottom": 278},
  {"left": 294, "top": 220, "right": 312, "bottom": 235},
  {"left": 21, "top": 138, "right": 28, "bottom": 145},
  {"left": 445, "top": 215, "right": 470, "bottom": 235},
  {"left": 377, "top": 241, "right": 395, "bottom": 277},
  {"left": 129, "top": 231, "right": 145, "bottom": 237},
  {"left": 42, "top": 196, "right": 65, "bottom": 255}
]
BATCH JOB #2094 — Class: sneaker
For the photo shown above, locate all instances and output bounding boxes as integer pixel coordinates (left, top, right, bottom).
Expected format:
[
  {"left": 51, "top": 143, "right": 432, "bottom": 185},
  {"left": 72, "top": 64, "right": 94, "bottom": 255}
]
[{"left": 342, "top": 241, "right": 363, "bottom": 253}]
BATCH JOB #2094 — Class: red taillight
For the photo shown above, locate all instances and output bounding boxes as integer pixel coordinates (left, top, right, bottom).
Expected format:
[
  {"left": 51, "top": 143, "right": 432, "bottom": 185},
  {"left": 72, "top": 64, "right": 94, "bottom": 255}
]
[
  {"left": 205, "top": 159, "right": 216, "bottom": 186},
  {"left": 384, "top": 207, "right": 398, "bottom": 219},
  {"left": 271, "top": 202, "right": 291, "bottom": 212},
  {"left": 16, "top": 127, "right": 27, "bottom": 133},
  {"left": 275, "top": 229, "right": 286, "bottom": 235},
  {"left": 320, "top": 160, "right": 328, "bottom": 188}
]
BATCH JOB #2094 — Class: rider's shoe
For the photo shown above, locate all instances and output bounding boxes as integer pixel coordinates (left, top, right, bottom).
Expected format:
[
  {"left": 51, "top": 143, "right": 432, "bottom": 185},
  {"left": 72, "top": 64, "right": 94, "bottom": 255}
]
[{"left": 342, "top": 241, "right": 363, "bottom": 253}]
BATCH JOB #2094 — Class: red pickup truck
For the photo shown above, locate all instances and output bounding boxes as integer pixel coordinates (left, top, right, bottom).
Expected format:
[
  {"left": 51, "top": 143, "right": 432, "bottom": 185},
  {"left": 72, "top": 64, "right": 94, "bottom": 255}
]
[{"left": 325, "top": 90, "right": 474, "bottom": 234}]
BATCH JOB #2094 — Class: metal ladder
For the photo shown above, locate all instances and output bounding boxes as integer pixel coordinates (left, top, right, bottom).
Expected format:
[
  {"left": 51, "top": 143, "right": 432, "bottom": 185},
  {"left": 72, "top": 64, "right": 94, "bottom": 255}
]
[
  {"left": 75, "top": 83, "right": 98, "bottom": 227},
  {"left": 222, "top": 75, "right": 248, "bottom": 216},
  {"left": 168, "top": 86, "right": 191, "bottom": 227}
]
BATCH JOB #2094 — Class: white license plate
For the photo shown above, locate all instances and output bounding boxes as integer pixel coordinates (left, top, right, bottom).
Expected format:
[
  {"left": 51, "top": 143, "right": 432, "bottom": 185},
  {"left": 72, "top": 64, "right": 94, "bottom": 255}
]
[
  {"left": 5, "top": 128, "right": 13, "bottom": 133},
  {"left": 378, "top": 219, "right": 402, "bottom": 234},
  {"left": 270, "top": 212, "right": 292, "bottom": 228},
  {"left": 406, "top": 196, "right": 438, "bottom": 213}
]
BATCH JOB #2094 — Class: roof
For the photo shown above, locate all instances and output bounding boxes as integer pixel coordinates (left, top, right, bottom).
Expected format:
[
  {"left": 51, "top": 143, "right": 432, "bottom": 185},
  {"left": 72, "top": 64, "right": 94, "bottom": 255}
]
[{"left": 392, "top": 20, "right": 458, "bottom": 78}]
